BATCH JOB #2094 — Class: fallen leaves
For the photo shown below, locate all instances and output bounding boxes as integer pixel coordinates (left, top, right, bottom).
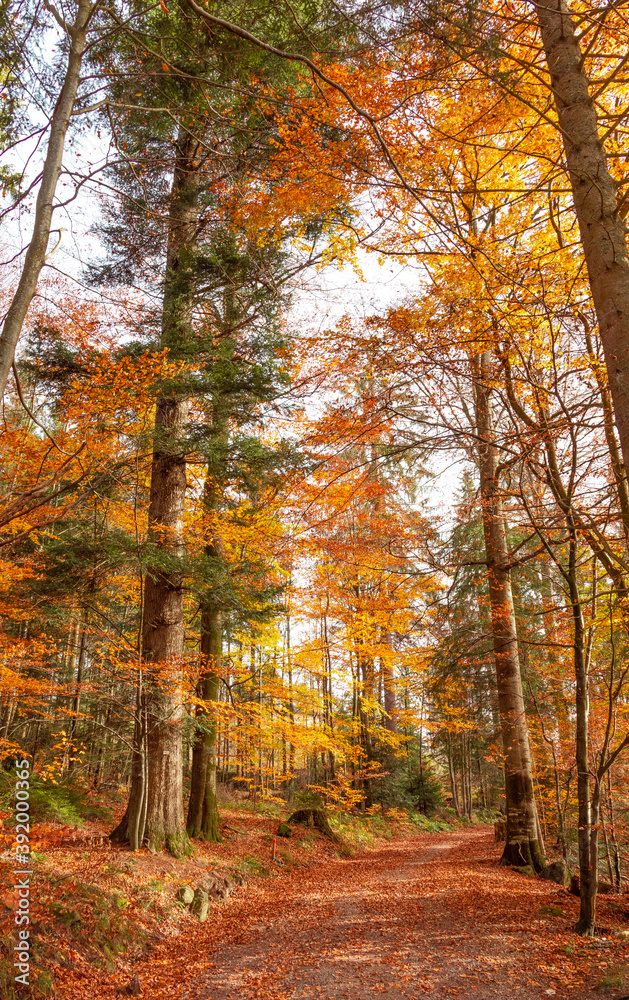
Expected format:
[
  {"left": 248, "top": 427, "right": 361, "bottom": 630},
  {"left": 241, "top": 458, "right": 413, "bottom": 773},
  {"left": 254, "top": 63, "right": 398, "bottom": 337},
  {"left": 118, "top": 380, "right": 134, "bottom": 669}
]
[{"left": 4, "top": 824, "right": 629, "bottom": 999}]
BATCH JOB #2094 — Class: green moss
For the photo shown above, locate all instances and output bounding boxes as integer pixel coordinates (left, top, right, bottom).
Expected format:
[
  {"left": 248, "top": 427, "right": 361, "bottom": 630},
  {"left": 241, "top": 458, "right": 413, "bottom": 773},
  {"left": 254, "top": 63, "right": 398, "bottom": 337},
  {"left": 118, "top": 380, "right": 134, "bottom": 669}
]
[
  {"left": 46, "top": 879, "right": 148, "bottom": 970},
  {"left": 148, "top": 830, "right": 164, "bottom": 853},
  {"left": 165, "top": 829, "right": 193, "bottom": 858},
  {"left": 50, "top": 903, "right": 83, "bottom": 932},
  {"left": 0, "top": 952, "right": 54, "bottom": 998}
]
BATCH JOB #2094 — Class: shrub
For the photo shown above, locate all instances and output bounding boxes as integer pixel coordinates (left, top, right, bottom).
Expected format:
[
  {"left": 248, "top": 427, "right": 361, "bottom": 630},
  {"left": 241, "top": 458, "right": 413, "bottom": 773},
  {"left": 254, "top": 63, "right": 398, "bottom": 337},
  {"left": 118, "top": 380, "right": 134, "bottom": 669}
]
[
  {"left": 407, "top": 759, "right": 445, "bottom": 814},
  {"left": 0, "top": 770, "right": 114, "bottom": 826}
]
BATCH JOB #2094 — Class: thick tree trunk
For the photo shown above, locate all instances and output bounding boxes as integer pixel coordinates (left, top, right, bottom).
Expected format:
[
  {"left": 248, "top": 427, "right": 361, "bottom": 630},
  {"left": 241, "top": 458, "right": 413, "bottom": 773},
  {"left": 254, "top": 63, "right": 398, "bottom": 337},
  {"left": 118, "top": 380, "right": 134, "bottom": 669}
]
[
  {"left": 114, "top": 130, "right": 200, "bottom": 855},
  {"left": 0, "top": 0, "right": 92, "bottom": 397},
  {"left": 474, "top": 352, "right": 544, "bottom": 871},
  {"left": 533, "top": 0, "right": 629, "bottom": 473},
  {"left": 141, "top": 394, "right": 189, "bottom": 855}
]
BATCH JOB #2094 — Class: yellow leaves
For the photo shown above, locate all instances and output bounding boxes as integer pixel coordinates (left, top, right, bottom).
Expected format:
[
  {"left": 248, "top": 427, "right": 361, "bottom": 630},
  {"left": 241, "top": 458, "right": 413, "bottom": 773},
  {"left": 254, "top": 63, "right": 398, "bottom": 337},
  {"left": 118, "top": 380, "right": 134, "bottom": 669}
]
[{"left": 308, "top": 777, "right": 365, "bottom": 812}]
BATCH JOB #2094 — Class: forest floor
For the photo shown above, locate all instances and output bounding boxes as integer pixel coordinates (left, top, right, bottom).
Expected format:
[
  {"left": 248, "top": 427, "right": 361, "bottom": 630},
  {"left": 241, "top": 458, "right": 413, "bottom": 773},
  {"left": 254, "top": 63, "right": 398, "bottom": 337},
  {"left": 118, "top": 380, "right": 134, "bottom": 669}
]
[
  {"left": 3, "top": 813, "right": 629, "bottom": 999},
  {"left": 180, "top": 827, "right": 629, "bottom": 1000}
]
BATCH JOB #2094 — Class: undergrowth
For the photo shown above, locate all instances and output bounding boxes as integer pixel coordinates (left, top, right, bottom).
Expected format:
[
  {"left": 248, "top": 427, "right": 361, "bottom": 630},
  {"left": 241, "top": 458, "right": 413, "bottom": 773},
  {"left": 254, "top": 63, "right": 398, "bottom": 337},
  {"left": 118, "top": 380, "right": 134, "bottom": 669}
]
[
  {"left": 327, "top": 805, "right": 487, "bottom": 849},
  {"left": 0, "top": 769, "right": 114, "bottom": 827},
  {"left": 0, "top": 932, "right": 54, "bottom": 1000}
]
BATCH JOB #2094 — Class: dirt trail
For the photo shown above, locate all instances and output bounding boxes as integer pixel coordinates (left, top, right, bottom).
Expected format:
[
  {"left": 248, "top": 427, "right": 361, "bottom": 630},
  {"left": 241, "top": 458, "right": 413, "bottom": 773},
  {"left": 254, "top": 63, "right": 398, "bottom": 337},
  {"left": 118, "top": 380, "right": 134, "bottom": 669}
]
[{"left": 184, "top": 827, "right": 626, "bottom": 1000}]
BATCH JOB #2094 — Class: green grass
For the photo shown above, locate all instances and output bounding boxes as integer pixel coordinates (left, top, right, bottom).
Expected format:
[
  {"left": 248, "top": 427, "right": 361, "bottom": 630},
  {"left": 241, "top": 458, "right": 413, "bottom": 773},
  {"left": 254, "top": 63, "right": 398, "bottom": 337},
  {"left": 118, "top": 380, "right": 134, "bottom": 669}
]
[
  {"left": 326, "top": 807, "right": 457, "bottom": 850},
  {"left": 0, "top": 959, "right": 55, "bottom": 1000},
  {"left": 227, "top": 797, "right": 283, "bottom": 817},
  {"left": 43, "top": 879, "right": 147, "bottom": 970}
]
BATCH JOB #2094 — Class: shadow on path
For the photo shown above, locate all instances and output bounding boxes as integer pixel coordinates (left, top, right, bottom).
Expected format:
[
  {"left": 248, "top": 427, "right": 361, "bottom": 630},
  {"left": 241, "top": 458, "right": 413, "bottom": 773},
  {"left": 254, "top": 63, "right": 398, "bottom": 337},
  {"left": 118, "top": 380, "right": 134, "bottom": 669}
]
[{"left": 185, "top": 828, "right": 596, "bottom": 1000}]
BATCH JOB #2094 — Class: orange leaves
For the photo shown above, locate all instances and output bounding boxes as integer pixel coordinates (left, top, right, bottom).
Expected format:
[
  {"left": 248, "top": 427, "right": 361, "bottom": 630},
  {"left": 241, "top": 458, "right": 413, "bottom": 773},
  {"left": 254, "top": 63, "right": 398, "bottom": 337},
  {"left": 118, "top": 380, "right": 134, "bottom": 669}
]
[{"left": 60, "top": 347, "right": 185, "bottom": 451}]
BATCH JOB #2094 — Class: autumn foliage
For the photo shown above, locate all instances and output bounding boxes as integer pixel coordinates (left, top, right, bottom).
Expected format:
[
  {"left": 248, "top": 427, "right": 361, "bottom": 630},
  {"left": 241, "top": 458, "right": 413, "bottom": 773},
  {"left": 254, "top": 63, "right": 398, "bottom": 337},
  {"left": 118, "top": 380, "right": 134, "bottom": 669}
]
[{"left": 2, "top": 7, "right": 629, "bottom": 997}]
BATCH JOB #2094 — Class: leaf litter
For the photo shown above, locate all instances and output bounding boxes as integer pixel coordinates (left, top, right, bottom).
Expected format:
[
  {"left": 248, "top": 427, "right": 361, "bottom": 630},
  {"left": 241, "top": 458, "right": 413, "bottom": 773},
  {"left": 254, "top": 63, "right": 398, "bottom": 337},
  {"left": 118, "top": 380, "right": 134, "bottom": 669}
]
[{"left": 35, "top": 825, "right": 629, "bottom": 1000}]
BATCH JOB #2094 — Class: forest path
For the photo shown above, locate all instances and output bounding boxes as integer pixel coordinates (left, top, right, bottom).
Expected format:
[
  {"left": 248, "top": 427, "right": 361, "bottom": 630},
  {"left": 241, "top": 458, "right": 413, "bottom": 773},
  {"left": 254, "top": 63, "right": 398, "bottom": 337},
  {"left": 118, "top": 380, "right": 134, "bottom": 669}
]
[{"left": 184, "top": 827, "right": 606, "bottom": 1000}]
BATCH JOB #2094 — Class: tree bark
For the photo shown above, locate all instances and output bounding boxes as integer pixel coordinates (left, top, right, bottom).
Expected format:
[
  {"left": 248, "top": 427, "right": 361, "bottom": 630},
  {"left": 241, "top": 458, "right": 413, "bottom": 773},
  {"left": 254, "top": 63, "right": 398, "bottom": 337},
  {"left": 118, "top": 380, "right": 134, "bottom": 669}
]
[
  {"left": 0, "top": 0, "right": 92, "bottom": 397},
  {"left": 186, "top": 415, "right": 226, "bottom": 842},
  {"left": 606, "top": 771, "right": 622, "bottom": 892},
  {"left": 67, "top": 623, "right": 87, "bottom": 773},
  {"left": 566, "top": 530, "right": 596, "bottom": 935},
  {"left": 110, "top": 685, "right": 147, "bottom": 849},
  {"left": 380, "top": 631, "right": 397, "bottom": 733},
  {"left": 187, "top": 605, "right": 222, "bottom": 841},
  {"left": 474, "top": 351, "right": 544, "bottom": 871},
  {"left": 286, "top": 605, "right": 296, "bottom": 774},
  {"left": 539, "top": 426, "right": 601, "bottom": 933},
  {"left": 447, "top": 733, "right": 461, "bottom": 816},
  {"left": 533, "top": 0, "right": 629, "bottom": 473},
  {"left": 141, "top": 393, "right": 189, "bottom": 855}
]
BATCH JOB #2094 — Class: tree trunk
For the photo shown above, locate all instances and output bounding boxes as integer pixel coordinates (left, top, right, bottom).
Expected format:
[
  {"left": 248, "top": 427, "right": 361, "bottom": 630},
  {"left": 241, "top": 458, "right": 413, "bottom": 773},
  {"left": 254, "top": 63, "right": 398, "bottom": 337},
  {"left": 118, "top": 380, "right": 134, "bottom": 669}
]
[
  {"left": 540, "top": 428, "right": 600, "bottom": 933},
  {"left": 186, "top": 408, "right": 225, "bottom": 842},
  {"left": 606, "top": 771, "right": 622, "bottom": 892},
  {"left": 381, "top": 631, "right": 397, "bottom": 733},
  {"left": 0, "top": 0, "right": 92, "bottom": 397},
  {"left": 447, "top": 733, "right": 461, "bottom": 816},
  {"left": 286, "top": 604, "right": 295, "bottom": 773},
  {"left": 322, "top": 612, "right": 336, "bottom": 780},
  {"left": 567, "top": 531, "right": 596, "bottom": 935},
  {"left": 67, "top": 624, "right": 87, "bottom": 773},
  {"left": 116, "top": 129, "right": 200, "bottom": 856},
  {"left": 110, "top": 688, "right": 148, "bottom": 848},
  {"left": 474, "top": 351, "right": 544, "bottom": 871},
  {"left": 187, "top": 605, "right": 222, "bottom": 841},
  {"left": 533, "top": 0, "right": 629, "bottom": 474},
  {"left": 140, "top": 394, "right": 189, "bottom": 854}
]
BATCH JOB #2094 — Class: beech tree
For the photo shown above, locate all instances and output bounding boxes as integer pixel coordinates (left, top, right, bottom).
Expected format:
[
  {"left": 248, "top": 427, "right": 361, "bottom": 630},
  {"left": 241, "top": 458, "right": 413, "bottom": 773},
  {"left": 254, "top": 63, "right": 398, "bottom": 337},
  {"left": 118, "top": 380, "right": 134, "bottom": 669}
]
[
  {"left": 531, "top": 0, "right": 629, "bottom": 474},
  {"left": 473, "top": 352, "right": 543, "bottom": 869}
]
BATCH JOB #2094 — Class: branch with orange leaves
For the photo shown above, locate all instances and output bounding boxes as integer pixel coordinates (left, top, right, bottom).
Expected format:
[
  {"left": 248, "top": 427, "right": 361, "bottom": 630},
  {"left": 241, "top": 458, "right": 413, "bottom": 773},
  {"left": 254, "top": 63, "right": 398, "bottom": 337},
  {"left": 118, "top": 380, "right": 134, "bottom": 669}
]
[{"left": 0, "top": 446, "right": 87, "bottom": 530}]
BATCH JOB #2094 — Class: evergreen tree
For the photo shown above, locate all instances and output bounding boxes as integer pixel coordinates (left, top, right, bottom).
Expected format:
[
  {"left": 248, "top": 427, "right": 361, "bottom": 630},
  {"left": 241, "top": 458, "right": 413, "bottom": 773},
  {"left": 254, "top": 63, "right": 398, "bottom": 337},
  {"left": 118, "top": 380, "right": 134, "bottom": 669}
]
[{"left": 93, "top": 0, "right": 354, "bottom": 851}]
